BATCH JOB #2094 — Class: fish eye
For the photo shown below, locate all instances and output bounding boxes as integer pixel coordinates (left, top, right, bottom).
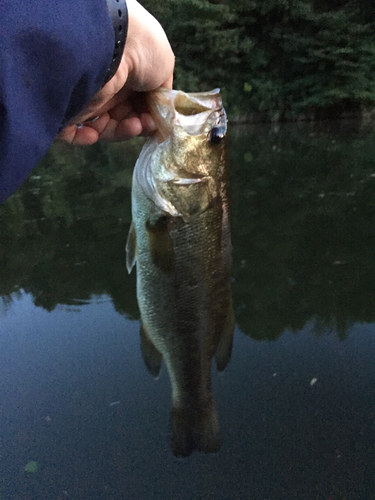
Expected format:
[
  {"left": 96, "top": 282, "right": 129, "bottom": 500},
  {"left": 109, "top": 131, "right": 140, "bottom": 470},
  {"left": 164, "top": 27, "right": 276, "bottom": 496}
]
[{"left": 209, "top": 126, "right": 225, "bottom": 144}]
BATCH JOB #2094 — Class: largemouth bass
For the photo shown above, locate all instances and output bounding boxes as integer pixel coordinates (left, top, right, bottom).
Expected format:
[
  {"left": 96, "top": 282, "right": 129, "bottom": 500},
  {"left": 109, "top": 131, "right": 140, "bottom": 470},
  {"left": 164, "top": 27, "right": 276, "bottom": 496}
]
[{"left": 126, "top": 88, "right": 234, "bottom": 457}]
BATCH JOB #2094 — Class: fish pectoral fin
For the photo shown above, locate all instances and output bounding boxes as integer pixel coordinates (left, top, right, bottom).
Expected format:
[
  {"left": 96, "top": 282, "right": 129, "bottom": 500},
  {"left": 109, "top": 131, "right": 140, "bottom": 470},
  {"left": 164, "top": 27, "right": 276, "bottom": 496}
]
[
  {"left": 146, "top": 217, "right": 175, "bottom": 273},
  {"left": 140, "top": 323, "right": 163, "bottom": 379},
  {"left": 125, "top": 221, "right": 137, "bottom": 273},
  {"left": 215, "top": 305, "right": 235, "bottom": 372}
]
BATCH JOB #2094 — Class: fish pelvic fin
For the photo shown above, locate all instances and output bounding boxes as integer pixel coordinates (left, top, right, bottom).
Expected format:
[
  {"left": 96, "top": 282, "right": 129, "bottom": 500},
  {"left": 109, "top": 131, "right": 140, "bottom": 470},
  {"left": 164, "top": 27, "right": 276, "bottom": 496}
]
[
  {"left": 125, "top": 221, "right": 137, "bottom": 274},
  {"left": 169, "top": 397, "right": 221, "bottom": 458},
  {"left": 215, "top": 304, "right": 235, "bottom": 372},
  {"left": 140, "top": 323, "right": 163, "bottom": 379}
]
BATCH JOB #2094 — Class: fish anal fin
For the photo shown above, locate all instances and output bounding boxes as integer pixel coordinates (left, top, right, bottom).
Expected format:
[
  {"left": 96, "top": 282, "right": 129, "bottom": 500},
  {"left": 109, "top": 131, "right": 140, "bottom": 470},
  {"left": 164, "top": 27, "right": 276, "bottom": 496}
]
[
  {"left": 215, "top": 305, "right": 235, "bottom": 372},
  {"left": 140, "top": 323, "right": 163, "bottom": 379},
  {"left": 146, "top": 216, "right": 175, "bottom": 273},
  {"left": 125, "top": 221, "right": 137, "bottom": 274},
  {"left": 170, "top": 397, "right": 221, "bottom": 457}
]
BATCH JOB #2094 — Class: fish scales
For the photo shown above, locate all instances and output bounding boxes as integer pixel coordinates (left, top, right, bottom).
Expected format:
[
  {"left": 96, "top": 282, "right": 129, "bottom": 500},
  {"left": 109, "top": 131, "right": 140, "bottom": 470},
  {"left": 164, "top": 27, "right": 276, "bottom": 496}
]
[{"left": 126, "top": 88, "right": 234, "bottom": 457}]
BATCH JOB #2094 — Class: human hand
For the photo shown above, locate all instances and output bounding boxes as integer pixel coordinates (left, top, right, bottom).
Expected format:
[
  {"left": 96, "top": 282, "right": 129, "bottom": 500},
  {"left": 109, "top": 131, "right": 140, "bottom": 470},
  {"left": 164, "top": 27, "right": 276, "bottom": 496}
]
[{"left": 58, "top": 0, "right": 174, "bottom": 145}]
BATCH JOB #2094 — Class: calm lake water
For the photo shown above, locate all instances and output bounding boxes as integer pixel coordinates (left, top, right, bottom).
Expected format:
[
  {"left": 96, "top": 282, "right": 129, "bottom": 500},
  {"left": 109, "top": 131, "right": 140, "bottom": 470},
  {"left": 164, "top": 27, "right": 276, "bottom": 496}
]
[{"left": 1, "top": 121, "right": 375, "bottom": 500}]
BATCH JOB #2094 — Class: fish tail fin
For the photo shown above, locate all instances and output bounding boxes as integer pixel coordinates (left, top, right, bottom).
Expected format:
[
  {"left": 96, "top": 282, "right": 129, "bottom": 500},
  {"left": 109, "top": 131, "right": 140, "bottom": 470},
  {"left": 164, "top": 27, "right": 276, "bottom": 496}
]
[{"left": 169, "top": 397, "right": 221, "bottom": 457}]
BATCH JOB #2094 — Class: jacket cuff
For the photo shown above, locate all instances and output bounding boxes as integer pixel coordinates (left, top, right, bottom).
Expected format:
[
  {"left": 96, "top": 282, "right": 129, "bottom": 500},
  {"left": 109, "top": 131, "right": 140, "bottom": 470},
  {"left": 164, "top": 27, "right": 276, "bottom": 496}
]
[{"left": 103, "top": 0, "right": 128, "bottom": 85}]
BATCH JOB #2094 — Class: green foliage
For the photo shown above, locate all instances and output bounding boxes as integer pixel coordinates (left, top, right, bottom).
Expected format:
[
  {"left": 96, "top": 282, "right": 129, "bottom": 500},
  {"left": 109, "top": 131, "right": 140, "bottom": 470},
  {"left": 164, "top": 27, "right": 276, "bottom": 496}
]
[{"left": 142, "top": 0, "right": 375, "bottom": 120}]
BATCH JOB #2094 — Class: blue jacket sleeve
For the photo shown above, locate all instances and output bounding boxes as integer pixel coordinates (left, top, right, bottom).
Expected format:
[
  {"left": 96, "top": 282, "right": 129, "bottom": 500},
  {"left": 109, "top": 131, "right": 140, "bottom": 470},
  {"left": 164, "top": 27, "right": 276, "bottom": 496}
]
[{"left": 0, "top": 0, "right": 117, "bottom": 203}]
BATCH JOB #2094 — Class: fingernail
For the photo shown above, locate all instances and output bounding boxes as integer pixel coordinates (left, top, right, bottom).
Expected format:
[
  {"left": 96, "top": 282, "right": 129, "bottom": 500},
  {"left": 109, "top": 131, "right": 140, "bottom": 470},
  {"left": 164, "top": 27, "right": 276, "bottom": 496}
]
[
  {"left": 88, "top": 116, "right": 100, "bottom": 123},
  {"left": 76, "top": 123, "right": 83, "bottom": 129}
]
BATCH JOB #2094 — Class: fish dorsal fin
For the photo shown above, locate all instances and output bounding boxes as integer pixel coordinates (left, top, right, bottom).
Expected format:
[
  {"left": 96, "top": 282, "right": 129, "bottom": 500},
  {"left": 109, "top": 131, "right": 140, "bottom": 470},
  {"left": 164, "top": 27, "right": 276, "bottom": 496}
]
[
  {"left": 140, "top": 323, "right": 163, "bottom": 378},
  {"left": 125, "top": 221, "right": 137, "bottom": 273}
]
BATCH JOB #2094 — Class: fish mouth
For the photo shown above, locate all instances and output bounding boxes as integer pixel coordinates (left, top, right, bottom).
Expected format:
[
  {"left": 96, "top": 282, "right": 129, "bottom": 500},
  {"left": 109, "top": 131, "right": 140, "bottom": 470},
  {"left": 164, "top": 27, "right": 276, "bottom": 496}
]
[
  {"left": 135, "top": 88, "right": 228, "bottom": 219},
  {"left": 173, "top": 88, "right": 223, "bottom": 115},
  {"left": 147, "top": 88, "right": 226, "bottom": 140}
]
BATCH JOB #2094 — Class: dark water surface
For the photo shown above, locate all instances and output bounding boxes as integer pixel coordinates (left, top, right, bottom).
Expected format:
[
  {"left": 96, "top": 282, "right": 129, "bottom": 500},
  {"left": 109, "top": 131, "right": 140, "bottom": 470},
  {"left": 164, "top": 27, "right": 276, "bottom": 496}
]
[{"left": 1, "top": 121, "right": 375, "bottom": 499}]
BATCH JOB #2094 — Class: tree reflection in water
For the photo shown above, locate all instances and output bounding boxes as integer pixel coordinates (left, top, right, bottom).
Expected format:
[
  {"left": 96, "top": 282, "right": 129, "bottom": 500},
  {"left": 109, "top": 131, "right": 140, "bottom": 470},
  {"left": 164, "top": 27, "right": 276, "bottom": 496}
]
[{"left": 2, "top": 121, "right": 375, "bottom": 341}]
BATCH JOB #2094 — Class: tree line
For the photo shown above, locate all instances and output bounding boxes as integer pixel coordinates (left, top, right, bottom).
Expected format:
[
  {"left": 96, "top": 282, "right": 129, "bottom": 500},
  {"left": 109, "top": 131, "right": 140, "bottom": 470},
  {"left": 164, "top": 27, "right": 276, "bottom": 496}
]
[{"left": 142, "top": 0, "right": 375, "bottom": 121}]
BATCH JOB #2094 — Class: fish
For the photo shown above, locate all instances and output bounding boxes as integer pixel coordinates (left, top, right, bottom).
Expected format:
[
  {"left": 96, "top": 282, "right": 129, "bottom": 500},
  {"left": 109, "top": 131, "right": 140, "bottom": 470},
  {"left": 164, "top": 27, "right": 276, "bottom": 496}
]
[{"left": 126, "top": 88, "right": 234, "bottom": 457}]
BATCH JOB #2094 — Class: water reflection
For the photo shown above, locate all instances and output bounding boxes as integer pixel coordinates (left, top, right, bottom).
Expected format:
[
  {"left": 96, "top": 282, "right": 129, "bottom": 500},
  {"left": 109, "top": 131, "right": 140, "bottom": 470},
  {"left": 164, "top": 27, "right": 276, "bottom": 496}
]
[
  {"left": 2, "top": 122, "right": 375, "bottom": 338},
  {"left": 230, "top": 121, "right": 375, "bottom": 340},
  {"left": 0, "top": 141, "right": 139, "bottom": 317},
  {"left": 2, "top": 121, "right": 375, "bottom": 497}
]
